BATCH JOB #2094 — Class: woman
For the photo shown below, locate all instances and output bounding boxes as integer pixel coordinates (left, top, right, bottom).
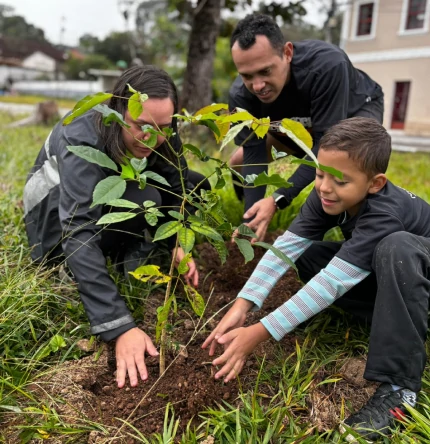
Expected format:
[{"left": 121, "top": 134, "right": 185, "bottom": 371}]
[{"left": 24, "top": 66, "right": 209, "bottom": 388}]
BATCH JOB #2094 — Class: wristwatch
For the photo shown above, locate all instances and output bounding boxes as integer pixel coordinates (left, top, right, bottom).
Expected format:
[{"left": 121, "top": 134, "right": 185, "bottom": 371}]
[{"left": 272, "top": 192, "right": 289, "bottom": 210}]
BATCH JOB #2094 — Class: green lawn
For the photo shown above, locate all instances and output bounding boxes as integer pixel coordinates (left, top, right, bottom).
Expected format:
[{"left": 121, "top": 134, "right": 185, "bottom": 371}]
[{"left": 1, "top": 113, "right": 430, "bottom": 443}]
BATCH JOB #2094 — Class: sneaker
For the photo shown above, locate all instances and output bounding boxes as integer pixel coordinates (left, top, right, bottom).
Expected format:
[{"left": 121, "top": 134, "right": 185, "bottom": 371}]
[{"left": 339, "top": 383, "right": 417, "bottom": 442}]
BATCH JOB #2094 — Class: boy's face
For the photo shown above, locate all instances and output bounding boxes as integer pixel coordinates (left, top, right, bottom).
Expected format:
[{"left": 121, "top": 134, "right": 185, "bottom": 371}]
[{"left": 315, "top": 149, "right": 386, "bottom": 217}]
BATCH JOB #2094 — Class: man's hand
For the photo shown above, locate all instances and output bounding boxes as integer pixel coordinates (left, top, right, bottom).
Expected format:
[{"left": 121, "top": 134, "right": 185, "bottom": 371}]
[
  {"left": 211, "top": 323, "right": 271, "bottom": 382},
  {"left": 173, "top": 246, "right": 199, "bottom": 287},
  {"left": 202, "top": 298, "right": 253, "bottom": 356},
  {"left": 232, "top": 196, "right": 277, "bottom": 244},
  {"left": 115, "top": 327, "right": 159, "bottom": 388}
]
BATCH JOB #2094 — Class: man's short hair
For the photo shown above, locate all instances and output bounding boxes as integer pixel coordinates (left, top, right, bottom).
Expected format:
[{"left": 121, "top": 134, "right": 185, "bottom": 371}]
[
  {"left": 230, "top": 14, "right": 285, "bottom": 57},
  {"left": 319, "top": 117, "right": 392, "bottom": 177}
]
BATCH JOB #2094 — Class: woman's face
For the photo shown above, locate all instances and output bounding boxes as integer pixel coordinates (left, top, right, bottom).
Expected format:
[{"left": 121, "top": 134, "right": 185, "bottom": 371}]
[{"left": 122, "top": 97, "right": 174, "bottom": 159}]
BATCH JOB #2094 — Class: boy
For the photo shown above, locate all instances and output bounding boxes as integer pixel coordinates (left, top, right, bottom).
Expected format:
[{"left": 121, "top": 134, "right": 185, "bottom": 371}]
[{"left": 203, "top": 117, "right": 430, "bottom": 441}]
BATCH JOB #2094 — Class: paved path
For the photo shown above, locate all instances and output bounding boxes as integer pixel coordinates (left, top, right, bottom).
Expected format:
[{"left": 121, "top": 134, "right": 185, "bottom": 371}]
[{"left": 0, "top": 102, "right": 71, "bottom": 117}]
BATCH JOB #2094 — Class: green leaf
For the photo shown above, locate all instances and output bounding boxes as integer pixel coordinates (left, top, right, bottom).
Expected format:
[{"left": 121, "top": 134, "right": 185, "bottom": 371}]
[
  {"left": 291, "top": 158, "right": 343, "bottom": 179},
  {"left": 92, "top": 176, "right": 126, "bottom": 207},
  {"left": 107, "top": 199, "right": 140, "bottom": 209},
  {"left": 237, "top": 223, "right": 257, "bottom": 239},
  {"left": 140, "top": 124, "right": 158, "bottom": 148},
  {"left": 177, "top": 252, "right": 192, "bottom": 274},
  {"left": 183, "top": 143, "right": 209, "bottom": 161},
  {"left": 143, "top": 171, "right": 171, "bottom": 187},
  {"left": 121, "top": 163, "right": 135, "bottom": 180},
  {"left": 279, "top": 118, "right": 316, "bottom": 164},
  {"left": 93, "top": 104, "right": 129, "bottom": 127},
  {"left": 187, "top": 215, "right": 204, "bottom": 224},
  {"left": 190, "top": 223, "right": 223, "bottom": 242},
  {"left": 184, "top": 286, "right": 205, "bottom": 317},
  {"left": 63, "top": 92, "right": 113, "bottom": 125},
  {"left": 253, "top": 172, "right": 293, "bottom": 189},
  {"left": 67, "top": 145, "right": 118, "bottom": 171},
  {"left": 254, "top": 242, "right": 298, "bottom": 273},
  {"left": 128, "top": 92, "right": 143, "bottom": 120},
  {"left": 97, "top": 212, "right": 137, "bottom": 225},
  {"left": 196, "top": 119, "right": 220, "bottom": 137},
  {"left": 234, "top": 238, "right": 254, "bottom": 264},
  {"left": 215, "top": 176, "right": 226, "bottom": 189},
  {"left": 145, "top": 212, "right": 158, "bottom": 226},
  {"left": 220, "top": 120, "right": 253, "bottom": 151},
  {"left": 139, "top": 174, "right": 147, "bottom": 190},
  {"left": 153, "top": 221, "right": 182, "bottom": 242},
  {"left": 193, "top": 103, "right": 228, "bottom": 116},
  {"left": 143, "top": 200, "right": 157, "bottom": 208},
  {"left": 49, "top": 334, "right": 67, "bottom": 353},
  {"left": 211, "top": 240, "right": 228, "bottom": 265},
  {"left": 168, "top": 210, "right": 184, "bottom": 220},
  {"left": 221, "top": 111, "right": 255, "bottom": 123},
  {"left": 252, "top": 117, "right": 270, "bottom": 139},
  {"left": 131, "top": 157, "right": 148, "bottom": 173},
  {"left": 178, "top": 227, "right": 195, "bottom": 254},
  {"left": 271, "top": 146, "right": 288, "bottom": 161},
  {"left": 155, "top": 295, "right": 174, "bottom": 342}
]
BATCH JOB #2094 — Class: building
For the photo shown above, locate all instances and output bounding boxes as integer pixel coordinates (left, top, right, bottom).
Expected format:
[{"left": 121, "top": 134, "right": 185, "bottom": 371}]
[
  {"left": 341, "top": 0, "right": 430, "bottom": 136},
  {"left": 0, "top": 37, "right": 67, "bottom": 89}
]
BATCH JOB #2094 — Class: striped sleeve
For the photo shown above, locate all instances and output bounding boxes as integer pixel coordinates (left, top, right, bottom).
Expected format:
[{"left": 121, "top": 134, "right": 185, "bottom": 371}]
[
  {"left": 260, "top": 257, "right": 371, "bottom": 341},
  {"left": 237, "top": 231, "right": 312, "bottom": 309}
]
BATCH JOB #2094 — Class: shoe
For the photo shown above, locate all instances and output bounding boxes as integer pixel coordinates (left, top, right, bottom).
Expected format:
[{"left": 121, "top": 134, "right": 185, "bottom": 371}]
[{"left": 339, "top": 383, "right": 417, "bottom": 442}]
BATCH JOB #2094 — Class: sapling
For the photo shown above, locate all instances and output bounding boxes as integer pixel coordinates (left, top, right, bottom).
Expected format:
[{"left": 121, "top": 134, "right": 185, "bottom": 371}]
[{"left": 63, "top": 86, "right": 336, "bottom": 376}]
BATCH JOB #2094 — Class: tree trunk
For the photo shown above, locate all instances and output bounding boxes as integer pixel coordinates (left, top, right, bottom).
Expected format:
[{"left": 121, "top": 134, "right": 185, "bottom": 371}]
[{"left": 179, "top": 0, "right": 222, "bottom": 113}]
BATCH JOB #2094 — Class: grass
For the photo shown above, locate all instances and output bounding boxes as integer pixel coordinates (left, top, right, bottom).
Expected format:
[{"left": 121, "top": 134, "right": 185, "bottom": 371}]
[{"left": 1, "top": 112, "right": 430, "bottom": 442}]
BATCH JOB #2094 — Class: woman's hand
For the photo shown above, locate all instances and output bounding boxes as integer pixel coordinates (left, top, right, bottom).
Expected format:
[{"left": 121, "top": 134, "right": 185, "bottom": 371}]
[
  {"left": 115, "top": 327, "right": 159, "bottom": 388},
  {"left": 173, "top": 246, "right": 199, "bottom": 287},
  {"left": 211, "top": 323, "right": 271, "bottom": 382},
  {"left": 202, "top": 298, "right": 254, "bottom": 356}
]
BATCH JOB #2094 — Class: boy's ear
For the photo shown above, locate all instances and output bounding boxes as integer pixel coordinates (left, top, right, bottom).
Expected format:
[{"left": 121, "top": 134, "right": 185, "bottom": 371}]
[{"left": 368, "top": 173, "right": 387, "bottom": 194}]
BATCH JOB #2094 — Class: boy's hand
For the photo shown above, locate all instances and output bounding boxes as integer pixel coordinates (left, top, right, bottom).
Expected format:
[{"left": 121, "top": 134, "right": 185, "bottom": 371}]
[
  {"left": 173, "top": 246, "right": 199, "bottom": 287},
  {"left": 115, "top": 327, "right": 159, "bottom": 388},
  {"left": 231, "top": 197, "right": 276, "bottom": 244},
  {"left": 211, "top": 323, "right": 271, "bottom": 382},
  {"left": 202, "top": 298, "right": 254, "bottom": 356}
]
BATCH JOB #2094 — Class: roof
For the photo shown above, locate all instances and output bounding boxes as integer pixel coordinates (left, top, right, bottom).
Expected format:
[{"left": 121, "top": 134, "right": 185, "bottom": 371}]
[{"left": 0, "top": 37, "right": 66, "bottom": 62}]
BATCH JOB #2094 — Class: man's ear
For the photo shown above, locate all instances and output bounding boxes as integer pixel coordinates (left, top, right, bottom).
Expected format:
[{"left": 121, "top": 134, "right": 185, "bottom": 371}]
[
  {"left": 368, "top": 173, "right": 387, "bottom": 194},
  {"left": 283, "top": 42, "right": 293, "bottom": 62}
]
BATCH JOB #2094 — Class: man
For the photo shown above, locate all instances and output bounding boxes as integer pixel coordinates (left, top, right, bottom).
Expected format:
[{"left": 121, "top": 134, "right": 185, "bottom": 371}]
[{"left": 229, "top": 14, "right": 384, "bottom": 242}]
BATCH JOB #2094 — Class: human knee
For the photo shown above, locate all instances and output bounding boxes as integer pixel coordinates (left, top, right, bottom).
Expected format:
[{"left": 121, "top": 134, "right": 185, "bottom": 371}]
[{"left": 372, "top": 231, "right": 415, "bottom": 267}]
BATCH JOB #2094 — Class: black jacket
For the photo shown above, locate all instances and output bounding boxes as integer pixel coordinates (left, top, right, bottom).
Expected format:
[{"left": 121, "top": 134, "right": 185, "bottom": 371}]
[{"left": 24, "top": 110, "right": 187, "bottom": 341}]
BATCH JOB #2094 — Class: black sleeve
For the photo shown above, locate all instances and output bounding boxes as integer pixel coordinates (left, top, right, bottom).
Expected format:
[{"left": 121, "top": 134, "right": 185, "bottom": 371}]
[
  {"left": 288, "top": 188, "right": 338, "bottom": 239},
  {"left": 274, "top": 63, "right": 350, "bottom": 205},
  {"left": 58, "top": 126, "right": 136, "bottom": 342},
  {"left": 336, "top": 212, "right": 405, "bottom": 271}
]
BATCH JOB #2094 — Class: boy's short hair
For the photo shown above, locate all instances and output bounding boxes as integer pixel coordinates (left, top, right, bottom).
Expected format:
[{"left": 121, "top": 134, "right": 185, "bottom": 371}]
[
  {"left": 230, "top": 14, "right": 285, "bottom": 57},
  {"left": 319, "top": 117, "right": 392, "bottom": 177}
]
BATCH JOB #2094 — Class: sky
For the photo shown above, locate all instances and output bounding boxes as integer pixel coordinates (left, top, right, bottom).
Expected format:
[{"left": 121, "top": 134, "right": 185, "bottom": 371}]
[{"left": 5, "top": 0, "right": 325, "bottom": 47}]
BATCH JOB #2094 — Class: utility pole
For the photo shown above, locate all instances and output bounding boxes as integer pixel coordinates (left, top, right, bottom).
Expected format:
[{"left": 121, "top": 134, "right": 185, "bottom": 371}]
[
  {"left": 324, "top": 0, "right": 338, "bottom": 44},
  {"left": 118, "top": 0, "right": 137, "bottom": 62}
]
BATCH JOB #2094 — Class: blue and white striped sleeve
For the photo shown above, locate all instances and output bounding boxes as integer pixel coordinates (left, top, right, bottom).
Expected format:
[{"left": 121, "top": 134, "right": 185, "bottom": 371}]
[
  {"left": 237, "top": 231, "right": 313, "bottom": 309},
  {"left": 261, "top": 256, "right": 371, "bottom": 341}
]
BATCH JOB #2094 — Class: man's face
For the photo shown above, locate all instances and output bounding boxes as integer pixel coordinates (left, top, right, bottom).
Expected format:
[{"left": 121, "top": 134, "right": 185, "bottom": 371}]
[
  {"left": 122, "top": 98, "right": 174, "bottom": 159},
  {"left": 232, "top": 35, "right": 292, "bottom": 103}
]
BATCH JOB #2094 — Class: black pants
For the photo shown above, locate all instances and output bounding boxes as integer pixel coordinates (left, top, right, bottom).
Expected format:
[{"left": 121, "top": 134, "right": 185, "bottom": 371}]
[
  {"left": 238, "top": 95, "right": 385, "bottom": 210},
  {"left": 100, "top": 170, "right": 211, "bottom": 262},
  {"left": 295, "top": 231, "right": 430, "bottom": 392}
]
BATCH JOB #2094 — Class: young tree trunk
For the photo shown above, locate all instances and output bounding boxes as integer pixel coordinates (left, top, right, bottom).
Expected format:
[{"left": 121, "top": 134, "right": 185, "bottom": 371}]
[{"left": 179, "top": 0, "right": 222, "bottom": 113}]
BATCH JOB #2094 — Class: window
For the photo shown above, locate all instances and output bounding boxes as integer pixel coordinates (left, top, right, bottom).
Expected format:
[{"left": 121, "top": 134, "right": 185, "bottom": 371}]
[
  {"left": 356, "top": 2, "right": 374, "bottom": 36},
  {"left": 406, "top": 0, "right": 427, "bottom": 30}
]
